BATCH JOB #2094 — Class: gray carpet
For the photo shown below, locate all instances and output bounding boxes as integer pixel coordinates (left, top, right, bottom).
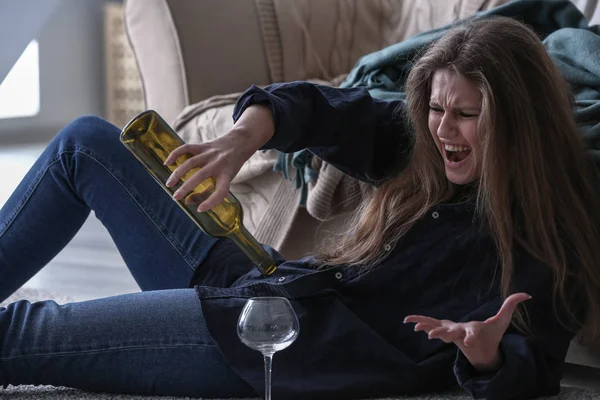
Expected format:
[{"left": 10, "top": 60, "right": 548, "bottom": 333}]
[
  {"left": 2, "top": 288, "right": 600, "bottom": 399},
  {"left": 3, "top": 385, "right": 600, "bottom": 399}
]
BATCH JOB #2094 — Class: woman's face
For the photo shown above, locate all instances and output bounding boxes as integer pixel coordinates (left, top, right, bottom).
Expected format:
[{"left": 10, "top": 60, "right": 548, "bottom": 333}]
[{"left": 428, "top": 68, "right": 482, "bottom": 185}]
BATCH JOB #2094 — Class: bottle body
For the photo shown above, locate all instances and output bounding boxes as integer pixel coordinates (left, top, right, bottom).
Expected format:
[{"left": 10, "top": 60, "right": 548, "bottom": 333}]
[{"left": 120, "top": 110, "right": 277, "bottom": 276}]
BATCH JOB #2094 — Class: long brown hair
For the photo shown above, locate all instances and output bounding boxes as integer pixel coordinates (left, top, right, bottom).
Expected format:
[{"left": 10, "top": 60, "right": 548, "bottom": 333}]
[{"left": 318, "top": 16, "right": 600, "bottom": 342}]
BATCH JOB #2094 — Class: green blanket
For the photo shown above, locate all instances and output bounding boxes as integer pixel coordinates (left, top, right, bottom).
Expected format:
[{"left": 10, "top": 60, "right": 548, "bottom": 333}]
[{"left": 280, "top": 0, "right": 600, "bottom": 202}]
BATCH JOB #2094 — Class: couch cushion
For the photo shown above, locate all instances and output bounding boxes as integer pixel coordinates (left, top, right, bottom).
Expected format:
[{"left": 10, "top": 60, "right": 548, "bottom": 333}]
[{"left": 255, "top": 0, "right": 509, "bottom": 83}]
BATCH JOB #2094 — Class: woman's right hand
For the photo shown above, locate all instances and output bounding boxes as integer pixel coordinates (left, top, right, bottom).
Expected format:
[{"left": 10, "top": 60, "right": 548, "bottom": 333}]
[{"left": 164, "top": 104, "right": 275, "bottom": 212}]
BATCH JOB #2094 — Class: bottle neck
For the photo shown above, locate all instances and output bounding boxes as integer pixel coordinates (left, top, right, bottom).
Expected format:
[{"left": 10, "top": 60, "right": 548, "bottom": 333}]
[{"left": 229, "top": 225, "right": 277, "bottom": 276}]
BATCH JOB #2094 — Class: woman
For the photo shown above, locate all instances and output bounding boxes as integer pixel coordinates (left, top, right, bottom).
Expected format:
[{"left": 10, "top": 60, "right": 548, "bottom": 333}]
[{"left": 1, "top": 15, "right": 599, "bottom": 400}]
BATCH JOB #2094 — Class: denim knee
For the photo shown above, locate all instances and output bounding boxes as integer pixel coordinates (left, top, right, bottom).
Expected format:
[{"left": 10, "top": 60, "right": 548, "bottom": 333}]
[{"left": 51, "top": 116, "right": 122, "bottom": 155}]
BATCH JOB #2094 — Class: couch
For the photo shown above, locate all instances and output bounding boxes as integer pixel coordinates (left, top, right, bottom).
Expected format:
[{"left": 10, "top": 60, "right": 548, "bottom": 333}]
[{"left": 123, "top": 0, "right": 600, "bottom": 378}]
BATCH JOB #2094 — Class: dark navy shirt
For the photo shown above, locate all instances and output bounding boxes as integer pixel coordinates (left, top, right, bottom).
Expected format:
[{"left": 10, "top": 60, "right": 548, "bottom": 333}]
[{"left": 193, "top": 82, "right": 575, "bottom": 400}]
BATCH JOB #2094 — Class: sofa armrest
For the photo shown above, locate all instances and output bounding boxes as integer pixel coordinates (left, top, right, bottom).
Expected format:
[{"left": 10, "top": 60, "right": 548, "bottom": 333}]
[{"left": 124, "top": 0, "right": 271, "bottom": 124}]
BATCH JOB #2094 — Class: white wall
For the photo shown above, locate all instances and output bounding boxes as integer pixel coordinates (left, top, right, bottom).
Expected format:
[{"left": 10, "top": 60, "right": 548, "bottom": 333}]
[
  {"left": 0, "top": 0, "right": 122, "bottom": 145},
  {"left": 0, "top": 0, "right": 62, "bottom": 85}
]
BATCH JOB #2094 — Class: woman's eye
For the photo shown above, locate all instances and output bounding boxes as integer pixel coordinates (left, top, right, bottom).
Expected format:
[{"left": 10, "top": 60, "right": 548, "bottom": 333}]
[
  {"left": 460, "top": 112, "right": 478, "bottom": 118},
  {"left": 429, "top": 106, "right": 443, "bottom": 113}
]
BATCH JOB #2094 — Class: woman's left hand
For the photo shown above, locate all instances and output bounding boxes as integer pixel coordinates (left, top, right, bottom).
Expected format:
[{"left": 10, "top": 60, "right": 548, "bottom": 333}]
[{"left": 404, "top": 293, "right": 531, "bottom": 374}]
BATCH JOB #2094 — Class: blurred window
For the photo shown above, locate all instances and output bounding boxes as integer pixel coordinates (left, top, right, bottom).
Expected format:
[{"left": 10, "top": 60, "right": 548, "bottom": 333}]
[{"left": 0, "top": 40, "right": 40, "bottom": 119}]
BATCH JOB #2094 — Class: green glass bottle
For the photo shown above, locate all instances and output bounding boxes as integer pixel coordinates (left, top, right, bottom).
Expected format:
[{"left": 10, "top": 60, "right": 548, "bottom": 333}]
[{"left": 120, "top": 110, "right": 277, "bottom": 276}]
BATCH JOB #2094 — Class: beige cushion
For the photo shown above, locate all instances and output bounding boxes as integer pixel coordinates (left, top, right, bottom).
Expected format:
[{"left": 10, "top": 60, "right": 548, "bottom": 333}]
[
  {"left": 124, "top": 0, "right": 188, "bottom": 125},
  {"left": 124, "top": 0, "right": 512, "bottom": 121},
  {"left": 259, "top": 0, "right": 509, "bottom": 83},
  {"left": 124, "top": 0, "right": 272, "bottom": 124}
]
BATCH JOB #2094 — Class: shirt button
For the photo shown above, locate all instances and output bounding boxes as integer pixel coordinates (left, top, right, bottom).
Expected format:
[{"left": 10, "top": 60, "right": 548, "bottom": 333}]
[
  {"left": 384, "top": 243, "right": 392, "bottom": 251},
  {"left": 335, "top": 272, "right": 343, "bottom": 280},
  {"left": 432, "top": 211, "right": 439, "bottom": 219},
  {"left": 278, "top": 277, "right": 286, "bottom": 283}
]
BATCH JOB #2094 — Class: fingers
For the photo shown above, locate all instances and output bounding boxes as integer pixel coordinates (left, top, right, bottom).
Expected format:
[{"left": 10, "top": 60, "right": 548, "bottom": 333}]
[
  {"left": 406, "top": 316, "right": 464, "bottom": 344},
  {"left": 164, "top": 142, "right": 237, "bottom": 210},
  {"left": 167, "top": 153, "right": 210, "bottom": 188},
  {"left": 404, "top": 315, "right": 442, "bottom": 326},
  {"left": 428, "top": 325, "right": 466, "bottom": 344},
  {"left": 427, "top": 326, "right": 448, "bottom": 338},
  {"left": 164, "top": 144, "right": 201, "bottom": 166},
  {"left": 413, "top": 323, "right": 438, "bottom": 333},
  {"left": 167, "top": 148, "right": 224, "bottom": 202},
  {"left": 174, "top": 171, "right": 230, "bottom": 212},
  {"left": 487, "top": 292, "right": 532, "bottom": 327},
  {"left": 406, "top": 315, "right": 472, "bottom": 345},
  {"left": 172, "top": 169, "right": 216, "bottom": 202},
  {"left": 196, "top": 181, "right": 231, "bottom": 212}
]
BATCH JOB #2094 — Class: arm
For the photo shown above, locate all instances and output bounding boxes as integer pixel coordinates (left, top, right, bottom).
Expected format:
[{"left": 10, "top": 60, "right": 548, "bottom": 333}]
[
  {"left": 405, "top": 260, "right": 578, "bottom": 400},
  {"left": 454, "top": 324, "right": 573, "bottom": 399},
  {"left": 453, "top": 274, "right": 576, "bottom": 400},
  {"left": 232, "top": 81, "right": 413, "bottom": 185}
]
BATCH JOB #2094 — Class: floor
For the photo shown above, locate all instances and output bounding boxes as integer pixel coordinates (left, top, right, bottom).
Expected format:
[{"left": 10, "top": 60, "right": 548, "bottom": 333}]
[{"left": 1, "top": 142, "right": 600, "bottom": 391}]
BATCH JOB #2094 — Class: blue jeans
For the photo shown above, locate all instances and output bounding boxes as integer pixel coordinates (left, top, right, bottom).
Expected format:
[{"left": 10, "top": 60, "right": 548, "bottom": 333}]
[{"left": 0, "top": 116, "right": 256, "bottom": 397}]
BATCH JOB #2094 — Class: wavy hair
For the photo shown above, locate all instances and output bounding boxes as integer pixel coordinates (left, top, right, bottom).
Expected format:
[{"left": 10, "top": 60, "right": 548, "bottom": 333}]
[{"left": 318, "top": 17, "right": 600, "bottom": 342}]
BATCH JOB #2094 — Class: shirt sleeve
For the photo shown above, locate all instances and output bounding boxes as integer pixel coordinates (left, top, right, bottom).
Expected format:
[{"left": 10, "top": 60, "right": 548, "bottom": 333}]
[
  {"left": 232, "top": 81, "right": 414, "bottom": 185},
  {"left": 453, "top": 267, "right": 577, "bottom": 400},
  {"left": 454, "top": 331, "right": 573, "bottom": 400}
]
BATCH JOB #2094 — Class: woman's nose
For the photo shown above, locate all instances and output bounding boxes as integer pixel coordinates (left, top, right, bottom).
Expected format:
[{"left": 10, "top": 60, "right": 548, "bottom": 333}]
[{"left": 437, "top": 114, "right": 458, "bottom": 139}]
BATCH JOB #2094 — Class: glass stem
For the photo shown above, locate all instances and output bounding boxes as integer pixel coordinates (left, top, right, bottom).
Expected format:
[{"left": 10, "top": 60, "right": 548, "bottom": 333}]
[{"left": 264, "top": 353, "right": 273, "bottom": 400}]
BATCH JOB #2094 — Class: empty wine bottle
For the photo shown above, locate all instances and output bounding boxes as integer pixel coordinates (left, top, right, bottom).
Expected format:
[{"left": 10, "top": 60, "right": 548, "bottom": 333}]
[{"left": 120, "top": 110, "right": 277, "bottom": 276}]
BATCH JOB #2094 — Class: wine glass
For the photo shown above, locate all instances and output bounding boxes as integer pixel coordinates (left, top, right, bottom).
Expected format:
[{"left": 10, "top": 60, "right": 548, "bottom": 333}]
[{"left": 237, "top": 297, "right": 299, "bottom": 400}]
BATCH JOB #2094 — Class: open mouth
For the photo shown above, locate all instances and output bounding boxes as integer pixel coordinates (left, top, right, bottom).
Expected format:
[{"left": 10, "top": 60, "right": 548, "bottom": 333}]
[{"left": 444, "top": 144, "right": 471, "bottom": 163}]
